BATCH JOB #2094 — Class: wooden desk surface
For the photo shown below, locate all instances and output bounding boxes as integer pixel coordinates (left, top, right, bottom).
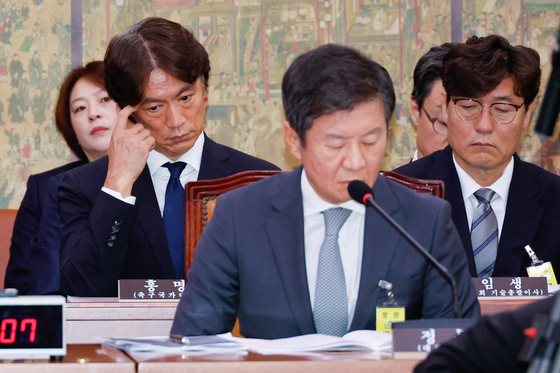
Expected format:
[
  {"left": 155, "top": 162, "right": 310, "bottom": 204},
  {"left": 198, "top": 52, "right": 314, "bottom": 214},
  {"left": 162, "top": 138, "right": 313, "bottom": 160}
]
[
  {"left": 0, "top": 344, "right": 135, "bottom": 373},
  {"left": 478, "top": 297, "right": 544, "bottom": 315},
  {"left": 64, "top": 296, "right": 544, "bottom": 344},
  {"left": 135, "top": 351, "right": 421, "bottom": 373},
  {"left": 66, "top": 299, "right": 177, "bottom": 344}
]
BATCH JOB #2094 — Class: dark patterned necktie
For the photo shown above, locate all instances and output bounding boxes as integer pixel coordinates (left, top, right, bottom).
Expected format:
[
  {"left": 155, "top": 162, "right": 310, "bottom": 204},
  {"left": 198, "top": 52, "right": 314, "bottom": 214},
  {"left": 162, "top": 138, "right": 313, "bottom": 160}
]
[
  {"left": 313, "top": 207, "right": 352, "bottom": 336},
  {"left": 162, "top": 162, "right": 187, "bottom": 278}
]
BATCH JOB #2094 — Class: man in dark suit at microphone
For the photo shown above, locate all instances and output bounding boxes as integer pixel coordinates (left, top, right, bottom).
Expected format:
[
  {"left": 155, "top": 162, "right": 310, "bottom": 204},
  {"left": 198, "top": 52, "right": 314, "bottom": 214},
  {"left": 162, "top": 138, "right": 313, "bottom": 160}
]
[
  {"left": 57, "top": 18, "right": 279, "bottom": 297},
  {"left": 171, "top": 44, "right": 479, "bottom": 339}
]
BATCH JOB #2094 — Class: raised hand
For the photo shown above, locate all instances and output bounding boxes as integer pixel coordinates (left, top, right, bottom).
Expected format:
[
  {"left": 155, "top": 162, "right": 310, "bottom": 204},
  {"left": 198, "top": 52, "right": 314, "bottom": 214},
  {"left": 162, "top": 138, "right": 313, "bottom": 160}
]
[{"left": 103, "top": 106, "right": 156, "bottom": 197}]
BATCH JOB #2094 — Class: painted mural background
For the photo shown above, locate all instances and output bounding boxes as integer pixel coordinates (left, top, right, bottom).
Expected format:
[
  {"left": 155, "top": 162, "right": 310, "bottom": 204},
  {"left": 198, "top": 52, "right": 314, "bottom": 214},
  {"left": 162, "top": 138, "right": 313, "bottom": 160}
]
[{"left": 0, "top": 0, "right": 560, "bottom": 208}]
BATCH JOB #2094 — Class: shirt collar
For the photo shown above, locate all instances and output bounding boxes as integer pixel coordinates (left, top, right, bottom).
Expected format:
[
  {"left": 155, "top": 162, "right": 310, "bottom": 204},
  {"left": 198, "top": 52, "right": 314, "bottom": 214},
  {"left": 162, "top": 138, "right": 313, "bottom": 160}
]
[
  {"left": 452, "top": 152, "right": 513, "bottom": 204},
  {"left": 147, "top": 131, "right": 205, "bottom": 176},
  {"left": 301, "top": 168, "right": 365, "bottom": 216}
]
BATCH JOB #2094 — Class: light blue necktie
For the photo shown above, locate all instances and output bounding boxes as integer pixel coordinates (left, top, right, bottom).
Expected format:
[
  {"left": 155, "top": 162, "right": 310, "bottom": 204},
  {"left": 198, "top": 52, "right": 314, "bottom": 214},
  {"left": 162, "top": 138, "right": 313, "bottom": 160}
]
[
  {"left": 313, "top": 207, "right": 352, "bottom": 336},
  {"left": 471, "top": 188, "right": 498, "bottom": 277},
  {"left": 162, "top": 162, "right": 187, "bottom": 278}
]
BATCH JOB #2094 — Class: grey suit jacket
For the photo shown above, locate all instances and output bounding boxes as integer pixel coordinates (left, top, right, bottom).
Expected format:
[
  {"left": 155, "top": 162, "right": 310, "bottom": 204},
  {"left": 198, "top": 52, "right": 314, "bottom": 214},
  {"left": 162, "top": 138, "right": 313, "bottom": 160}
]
[{"left": 171, "top": 166, "right": 480, "bottom": 339}]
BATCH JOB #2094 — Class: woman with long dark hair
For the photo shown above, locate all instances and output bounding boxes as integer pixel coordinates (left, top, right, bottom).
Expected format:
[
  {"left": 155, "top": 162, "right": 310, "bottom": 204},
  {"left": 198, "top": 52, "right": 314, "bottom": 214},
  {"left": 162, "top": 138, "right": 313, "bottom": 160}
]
[{"left": 5, "top": 61, "right": 118, "bottom": 294}]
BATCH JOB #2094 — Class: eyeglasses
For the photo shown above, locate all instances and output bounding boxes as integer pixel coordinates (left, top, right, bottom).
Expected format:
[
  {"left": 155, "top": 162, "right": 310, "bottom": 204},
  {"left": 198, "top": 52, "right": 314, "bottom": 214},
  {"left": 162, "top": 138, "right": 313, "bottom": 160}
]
[
  {"left": 422, "top": 107, "right": 448, "bottom": 136},
  {"left": 450, "top": 97, "right": 523, "bottom": 124}
]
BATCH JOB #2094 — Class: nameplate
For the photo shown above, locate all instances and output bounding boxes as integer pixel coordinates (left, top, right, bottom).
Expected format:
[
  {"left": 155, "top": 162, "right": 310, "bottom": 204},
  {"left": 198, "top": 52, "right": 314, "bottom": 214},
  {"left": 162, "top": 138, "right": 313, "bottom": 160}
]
[
  {"left": 473, "top": 277, "right": 548, "bottom": 297},
  {"left": 118, "top": 279, "right": 184, "bottom": 302},
  {"left": 392, "top": 318, "right": 476, "bottom": 359}
]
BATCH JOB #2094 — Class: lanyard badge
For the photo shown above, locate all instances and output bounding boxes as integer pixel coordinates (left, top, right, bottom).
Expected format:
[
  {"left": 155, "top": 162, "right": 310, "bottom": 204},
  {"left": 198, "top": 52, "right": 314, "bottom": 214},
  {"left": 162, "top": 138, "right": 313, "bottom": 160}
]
[
  {"left": 525, "top": 245, "right": 558, "bottom": 286},
  {"left": 376, "top": 280, "right": 405, "bottom": 332}
]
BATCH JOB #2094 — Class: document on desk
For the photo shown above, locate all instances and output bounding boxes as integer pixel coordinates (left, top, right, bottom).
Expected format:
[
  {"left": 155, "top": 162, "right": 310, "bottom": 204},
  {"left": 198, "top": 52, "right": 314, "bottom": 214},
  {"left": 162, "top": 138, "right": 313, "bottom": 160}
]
[
  {"left": 234, "top": 330, "right": 392, "bottom": 354},
  {"left": 101, "top": 333, "right": 246, "bottom": 354}
]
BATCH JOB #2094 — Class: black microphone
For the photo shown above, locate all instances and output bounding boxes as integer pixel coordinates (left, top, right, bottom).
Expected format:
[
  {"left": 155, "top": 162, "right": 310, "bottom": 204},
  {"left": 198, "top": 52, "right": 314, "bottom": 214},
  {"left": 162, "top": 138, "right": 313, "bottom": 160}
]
[
  {"left": 535, "top": 25, "right": 560, "bottom": 137},
  {"left": 348, "top": 180, "right": 460, "bottom": 319}
]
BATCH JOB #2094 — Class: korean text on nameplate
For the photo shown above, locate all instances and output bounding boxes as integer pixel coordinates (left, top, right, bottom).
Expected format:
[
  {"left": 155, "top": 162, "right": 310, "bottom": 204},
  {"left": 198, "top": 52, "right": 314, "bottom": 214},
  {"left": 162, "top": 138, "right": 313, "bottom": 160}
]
[
  {"left": 118, "top": 279, "right": 185, "bottom": 301},
  {"left": 473, "top": 277, "right": 548, "bottom": 297}
]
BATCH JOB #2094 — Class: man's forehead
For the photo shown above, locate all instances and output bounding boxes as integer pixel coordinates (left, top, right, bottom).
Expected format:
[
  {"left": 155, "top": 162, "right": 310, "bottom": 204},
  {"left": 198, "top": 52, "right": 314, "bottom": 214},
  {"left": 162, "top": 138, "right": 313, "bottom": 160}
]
[
  {"left": 322, "top": 127, "right": 382, "bottom": 139},
  {"left": 311, "top": 102, "right": 387, "bottom": 137},
  {"left": 150, "top": 70, "right": 167, "bottom": 84},
  {"left": 145, "top": 70, "right": 198, "bottom": 88},
  {"left": 450, "top": 78, "right": 522, "bottom": 103},
  {"left": 141, "top": 73, "right": 200, "bottom": 103}
]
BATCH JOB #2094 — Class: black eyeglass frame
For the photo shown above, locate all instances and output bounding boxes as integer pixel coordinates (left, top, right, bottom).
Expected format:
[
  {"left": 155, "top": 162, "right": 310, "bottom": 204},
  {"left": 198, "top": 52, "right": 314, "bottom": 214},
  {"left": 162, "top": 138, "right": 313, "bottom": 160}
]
[{"left": 422, "top": 107, "right": 448, "bottom": 135}]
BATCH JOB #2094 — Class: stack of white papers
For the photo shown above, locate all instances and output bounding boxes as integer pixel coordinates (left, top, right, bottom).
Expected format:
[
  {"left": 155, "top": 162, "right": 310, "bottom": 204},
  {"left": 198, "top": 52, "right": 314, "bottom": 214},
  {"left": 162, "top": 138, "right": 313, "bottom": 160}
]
[
  {"left": 101, "top": 333, "right": 246, "bottom": 355},
  {"left": 101, "top": 330, "right": 392, "bottom": 359},
  {"left": 233, "top": 330, "right": 392, "bottom": 354},
  {"left": 549, "top": 285, "right": 560, "bottom": 294}
]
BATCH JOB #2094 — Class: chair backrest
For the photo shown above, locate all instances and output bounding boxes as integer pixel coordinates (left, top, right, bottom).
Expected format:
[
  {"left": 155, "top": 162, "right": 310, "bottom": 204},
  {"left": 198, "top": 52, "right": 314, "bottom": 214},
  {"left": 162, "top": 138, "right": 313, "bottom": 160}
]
[
  {"left": 185, "top": 169, "right": 444, "bottom": 274},
  {"left": 0, "top": 210, "right": 18, "bottom": 289},
  {"left": 379, "top": 170, "right": 444, "bottom": 199},
  {"left": 185, "top": 170, "right": 282, "bottom": 272}
]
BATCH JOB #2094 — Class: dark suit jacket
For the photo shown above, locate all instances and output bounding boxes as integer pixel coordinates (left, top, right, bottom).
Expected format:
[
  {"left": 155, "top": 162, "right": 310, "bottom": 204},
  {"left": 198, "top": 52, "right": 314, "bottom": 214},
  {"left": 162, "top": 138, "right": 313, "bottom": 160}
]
[
  {"left": 5, "top": 160, "right": 86, "bottom": 294},
  {"left": 394, "top": 146, "right": 560, "bottom": 277},
  {"left": 414, "top": 294, "right": 557, "bottom": 373},
  {"left": 28, "top": 172, "right": 72, "bottom": 295},
  {"left": 58, "top": 135, "right": 279, "bottom": 297},
  {"left": 171, "top": 166, "right": 480, "bottom": 339}
]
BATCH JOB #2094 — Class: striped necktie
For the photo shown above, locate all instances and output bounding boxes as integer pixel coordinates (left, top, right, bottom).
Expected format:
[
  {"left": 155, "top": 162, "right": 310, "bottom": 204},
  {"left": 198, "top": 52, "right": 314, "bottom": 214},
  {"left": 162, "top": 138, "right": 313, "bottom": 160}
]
[{"left": 471, "top": 188, "right": 498, "bottom": 277}]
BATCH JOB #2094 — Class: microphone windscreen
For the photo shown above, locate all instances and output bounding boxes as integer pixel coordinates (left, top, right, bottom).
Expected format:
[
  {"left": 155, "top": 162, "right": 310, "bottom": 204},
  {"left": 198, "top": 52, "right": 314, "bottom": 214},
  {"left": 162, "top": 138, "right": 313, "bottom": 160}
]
[
  {"left": 535, "top": 64, "right": 560, "bottom": 136},
  {"left": 535, "top": 32, "right": 560, "bottom": 136},
  {"left": 348, "top": 180, "right": 374, "bottom": 205}
]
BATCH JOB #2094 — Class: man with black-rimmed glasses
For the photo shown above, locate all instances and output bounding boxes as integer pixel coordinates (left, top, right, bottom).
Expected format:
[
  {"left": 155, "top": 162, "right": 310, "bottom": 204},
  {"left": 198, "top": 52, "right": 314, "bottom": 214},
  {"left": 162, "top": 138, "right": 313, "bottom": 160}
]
[
  {"left": 395, "top": 35, "right": 560, "bottom": 278},
  {"left": 409, "top": 43, "right": 456, "bottom": 161}
]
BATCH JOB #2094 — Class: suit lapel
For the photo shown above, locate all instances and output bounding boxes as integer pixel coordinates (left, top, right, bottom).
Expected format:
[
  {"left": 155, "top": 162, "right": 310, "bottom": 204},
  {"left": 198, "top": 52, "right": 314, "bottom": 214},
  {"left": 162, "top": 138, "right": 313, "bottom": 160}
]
[
  {"left": 494, "top": 156, "right": 544, "bottom": 276},
  {"left": 350, "top": 176, "right": 401, "bottom": 330},
  {"left": 197, "top": 134, "right": 232, "bottom": 180},
  {"left": 440, "top": 151, "right": 476, "bottom": 275},
  {"left": 132, "top": 166, "right": 175, "bottom": 277},
  {"left": 426, "top": 147, "right": 476, "bottom": 276},
  {"left": 265, "top": 167, "right": 316, "bottom": 335}
]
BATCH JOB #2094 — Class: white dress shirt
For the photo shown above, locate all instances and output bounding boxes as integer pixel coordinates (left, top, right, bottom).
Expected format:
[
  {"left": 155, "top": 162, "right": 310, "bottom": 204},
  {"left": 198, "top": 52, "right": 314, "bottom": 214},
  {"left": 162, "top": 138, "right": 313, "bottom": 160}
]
[
  {"left": 102, "top": 132, "right": 205, "bottom": 216},
  {"left": 301, "top": 169, "right": 365, "bottom": 327},
  {"left": 453, "top": 153, "right": 514, "bottom": 241}
]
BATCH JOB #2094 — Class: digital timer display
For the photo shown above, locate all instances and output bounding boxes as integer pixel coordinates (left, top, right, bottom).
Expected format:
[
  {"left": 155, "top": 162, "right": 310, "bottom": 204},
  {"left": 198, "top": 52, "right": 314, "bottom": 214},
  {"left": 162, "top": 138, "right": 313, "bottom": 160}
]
[{"left": 0, "top": 305, "right": 63, "bottom": 349}]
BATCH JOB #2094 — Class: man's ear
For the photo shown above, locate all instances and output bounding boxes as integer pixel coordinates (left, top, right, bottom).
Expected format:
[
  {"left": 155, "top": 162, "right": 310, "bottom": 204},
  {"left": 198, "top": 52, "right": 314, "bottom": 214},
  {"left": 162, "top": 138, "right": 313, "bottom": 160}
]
[
  {"left": 442, "top": 98, "right": 450, "bottom": 123},
  {"left": 523, "top": 101, "right": 534, "bottom": 130},
  {"left": 410, "top": 98, "right": 420, "bottom": 128},
  {"left": 282, "top": 121, "right": 302, "bottom": 160}
]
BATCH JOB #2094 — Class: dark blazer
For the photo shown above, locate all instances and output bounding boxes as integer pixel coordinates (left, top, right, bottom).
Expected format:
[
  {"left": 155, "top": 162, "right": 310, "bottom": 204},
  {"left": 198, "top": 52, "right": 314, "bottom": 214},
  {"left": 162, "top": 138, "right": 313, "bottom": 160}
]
[
  {"left": 28, "top": 172, "right": 73, "bottom": 295},
  {"left": 58, "top": 135, "right": 279, "bottom": 297},
  {"left": 414, "top": 294, "right": 556, "bottom": 373},
  {"left": 4, "top": 160, "right": 86, "bottom": 294},
  {"left": 171, "top": 166, "right": 480, "bottom": 339},
  {"left": 394, "top": 146, "right": 560, "bottom": 277}
]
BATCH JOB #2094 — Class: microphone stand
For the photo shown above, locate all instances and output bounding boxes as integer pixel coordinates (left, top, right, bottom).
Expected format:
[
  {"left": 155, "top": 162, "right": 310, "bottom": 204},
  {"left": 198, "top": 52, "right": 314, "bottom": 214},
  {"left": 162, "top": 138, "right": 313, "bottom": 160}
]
[
  {"left": 523, "top": 293, "right": 560, "bottom": 373},
  {"left": 523, "top": 21, "right": 560, "bottom": 372},
  {"left": 364, "top": 195, "right": 460, "bottom": 319},
  {"left": 535, "top": 23, "right": 560, "bottom": 137}
]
